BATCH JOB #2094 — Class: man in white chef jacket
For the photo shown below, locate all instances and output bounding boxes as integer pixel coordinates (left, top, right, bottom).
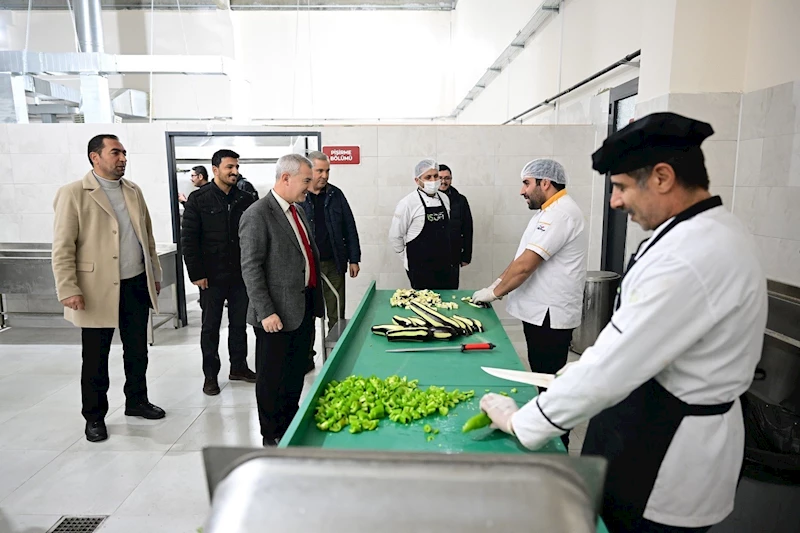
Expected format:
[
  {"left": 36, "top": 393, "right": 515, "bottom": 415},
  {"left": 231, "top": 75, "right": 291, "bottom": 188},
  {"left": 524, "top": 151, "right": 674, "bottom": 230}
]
[
  {"left": 478, "top": 113, "right": 768, "bottom": 533},
  {"left": 388, "top": 159, "right": 454, "bottom": 290},
  {"left": 472, "top": 159, "right": 587, "bottom": 448}
]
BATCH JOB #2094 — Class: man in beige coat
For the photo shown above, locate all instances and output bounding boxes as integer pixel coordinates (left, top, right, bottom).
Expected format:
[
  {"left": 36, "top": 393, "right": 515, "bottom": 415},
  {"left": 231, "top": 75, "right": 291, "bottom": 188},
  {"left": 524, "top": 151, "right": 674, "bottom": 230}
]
[{"left": 52, "top": 134, "right": 166, "bottom": 443}]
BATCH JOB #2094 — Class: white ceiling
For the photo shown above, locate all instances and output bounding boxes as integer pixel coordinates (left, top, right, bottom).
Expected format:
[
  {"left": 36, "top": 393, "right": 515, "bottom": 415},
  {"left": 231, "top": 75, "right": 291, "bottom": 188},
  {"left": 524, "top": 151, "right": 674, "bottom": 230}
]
[{"left": 0, "top": 0, "right": 458, "bottom": 11}]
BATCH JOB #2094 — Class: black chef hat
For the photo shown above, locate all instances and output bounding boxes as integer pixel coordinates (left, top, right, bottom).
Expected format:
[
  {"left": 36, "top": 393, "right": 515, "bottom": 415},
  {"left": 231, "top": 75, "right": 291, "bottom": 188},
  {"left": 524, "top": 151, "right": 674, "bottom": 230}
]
[{"left": 591, "top": 112, "right": 714, "bottom": 175}]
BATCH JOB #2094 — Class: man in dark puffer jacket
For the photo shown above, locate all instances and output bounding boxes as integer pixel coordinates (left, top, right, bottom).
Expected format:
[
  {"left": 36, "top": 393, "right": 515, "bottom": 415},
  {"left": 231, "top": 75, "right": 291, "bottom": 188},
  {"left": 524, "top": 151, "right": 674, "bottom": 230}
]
[{"left": 182, "top": 149, "right": 257, "bottom": 396}]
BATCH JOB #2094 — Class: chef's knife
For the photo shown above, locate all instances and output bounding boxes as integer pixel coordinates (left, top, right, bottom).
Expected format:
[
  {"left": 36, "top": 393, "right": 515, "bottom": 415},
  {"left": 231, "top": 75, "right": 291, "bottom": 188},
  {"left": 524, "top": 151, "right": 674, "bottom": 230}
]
[
  {"left": 481, "top": 366, "right": 554, "bottom": 388},
  {"left": 386, "top": 343, "right": 496, "bottom": 353}
]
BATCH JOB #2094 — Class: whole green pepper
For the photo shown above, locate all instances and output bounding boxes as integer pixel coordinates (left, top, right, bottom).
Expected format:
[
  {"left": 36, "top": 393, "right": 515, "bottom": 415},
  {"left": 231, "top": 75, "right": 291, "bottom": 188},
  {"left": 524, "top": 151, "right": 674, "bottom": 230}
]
[{"left": 461, "top": 412, "right": 492, "bottom": 433}]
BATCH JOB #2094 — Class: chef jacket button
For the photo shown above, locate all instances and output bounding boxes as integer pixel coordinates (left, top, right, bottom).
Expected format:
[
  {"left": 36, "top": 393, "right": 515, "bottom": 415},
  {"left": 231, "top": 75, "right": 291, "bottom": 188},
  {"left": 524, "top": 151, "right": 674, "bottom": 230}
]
[
  {"left": 112, "top": 230, "right": 117, "bottom": 234},
  {"left": 113, "top": 281, "right": 119, "bottom": 285}
]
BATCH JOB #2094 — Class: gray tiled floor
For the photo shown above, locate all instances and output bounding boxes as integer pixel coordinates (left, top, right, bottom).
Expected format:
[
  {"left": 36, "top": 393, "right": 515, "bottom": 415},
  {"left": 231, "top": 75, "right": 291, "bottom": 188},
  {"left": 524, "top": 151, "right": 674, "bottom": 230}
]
[{"left": 0, "top": 308, "right": 584, "bottom": 533}]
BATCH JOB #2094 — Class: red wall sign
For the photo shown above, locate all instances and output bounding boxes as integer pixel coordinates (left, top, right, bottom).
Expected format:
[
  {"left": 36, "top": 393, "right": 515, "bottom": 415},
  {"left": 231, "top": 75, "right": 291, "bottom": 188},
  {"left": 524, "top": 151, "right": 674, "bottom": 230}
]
[{"left": 322, "top": 146, "right": 360, "bottom": 165}]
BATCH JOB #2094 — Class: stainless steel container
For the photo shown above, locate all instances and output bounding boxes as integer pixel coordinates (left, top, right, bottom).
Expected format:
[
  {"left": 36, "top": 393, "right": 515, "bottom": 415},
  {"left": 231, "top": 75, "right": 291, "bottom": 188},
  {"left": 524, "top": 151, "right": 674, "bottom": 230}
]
[
  {"left": 203, "top": 448, "right": 607, "bottom": 533},
  {"left": 0, "top": 242, "right": 181, "bottom": 341},
  {"left": 571, "top": 271, "right": 621, "bottom": 355}
]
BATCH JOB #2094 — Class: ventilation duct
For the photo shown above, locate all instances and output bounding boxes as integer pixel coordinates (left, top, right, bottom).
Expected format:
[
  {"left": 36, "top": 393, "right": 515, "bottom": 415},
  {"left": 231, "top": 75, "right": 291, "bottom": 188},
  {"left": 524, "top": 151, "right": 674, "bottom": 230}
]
[{"left": 111, "top": 89, "right": 149, "bottom": 118}]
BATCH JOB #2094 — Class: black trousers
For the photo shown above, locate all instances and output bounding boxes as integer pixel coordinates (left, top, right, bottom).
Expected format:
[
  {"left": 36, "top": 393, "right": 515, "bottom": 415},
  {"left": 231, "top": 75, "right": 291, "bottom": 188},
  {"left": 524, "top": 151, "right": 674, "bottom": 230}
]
[
  {"left": 451, "top": 265, "right": 460, "bottom": 289},
  {"left": 200, "top": 278, "right": 249, "bottom": 378},
  {"left": 255, "top": 290, "right": 315, "bottom": 441},
  {"left": 405, "top": 268, "right": 458, "bottom": 290},
  {"left": 523, "top": 310, "right": 574, "bottom": 450},
  {"left": 81, "top": 272, "right": 150, "bottom": 423}
]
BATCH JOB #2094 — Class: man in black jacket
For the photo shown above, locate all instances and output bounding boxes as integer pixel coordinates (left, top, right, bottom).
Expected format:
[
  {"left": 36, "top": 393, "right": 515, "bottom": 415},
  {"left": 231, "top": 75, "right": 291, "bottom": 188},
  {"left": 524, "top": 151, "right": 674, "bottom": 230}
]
[
  {"left": 438, "top": 164, "right": 473, "bottom": 288},
  {"left": 300, "top": 151, "right": 361, "bottom": 370},
  {"left": 182, "top": 149, "right": 257, "bottom": 395},
  {"left": 236, "top": 173, "right": 259, "bottom": 200}
]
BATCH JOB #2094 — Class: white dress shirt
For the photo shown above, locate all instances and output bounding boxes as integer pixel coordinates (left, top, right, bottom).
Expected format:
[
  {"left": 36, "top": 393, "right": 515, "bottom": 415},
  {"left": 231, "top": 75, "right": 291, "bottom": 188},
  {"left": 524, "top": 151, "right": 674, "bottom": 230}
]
[
  {"left": 509, "top": 203, "right": 767, "bottom": 527},
  {"left": 505, "top": 190, "right": 588, "bottom": 329},
  {"left": 271, "top": 189, "right": 311, "bottom": 286},
  {"left": 388, "top": 189, "right": 451, "bottom": 270}
]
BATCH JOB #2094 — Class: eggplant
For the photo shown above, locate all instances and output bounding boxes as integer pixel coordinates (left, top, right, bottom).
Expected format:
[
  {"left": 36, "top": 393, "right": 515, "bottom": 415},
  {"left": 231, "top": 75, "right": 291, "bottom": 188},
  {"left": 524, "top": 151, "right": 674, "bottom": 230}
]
[
  {"left": 430, "top": 326, "right": 457, "bottom": 340},
  {"left": 386, "top": 327, "right": 434, "bottom": 342},
  {"left": 371, "top": 324, "right": 404, "bottom": 336},
  {"left": 407, "top": 316, "right": 427, "bottom": 327},
  {"left": 408, "top": 301, "right": 447, "bottom": 329},
  {"left": 392, "top": 316, "right": 415, "bottom": 327},
  {"left": 412, "top": 301, "right": 465, "bottom": 334},
  {"left": 450, "top": 316, "right": 473, "bottom": 335}
]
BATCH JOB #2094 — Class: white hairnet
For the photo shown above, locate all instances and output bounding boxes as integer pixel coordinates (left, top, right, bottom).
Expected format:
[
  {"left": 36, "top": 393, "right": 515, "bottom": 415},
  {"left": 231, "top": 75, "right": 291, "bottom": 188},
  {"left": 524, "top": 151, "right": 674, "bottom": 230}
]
[
  {"left": 520, "top": 159, "right": 567, "bottom": 185},
  {"left": 414, "top": 158, "right": 438, "bottom": 179}
]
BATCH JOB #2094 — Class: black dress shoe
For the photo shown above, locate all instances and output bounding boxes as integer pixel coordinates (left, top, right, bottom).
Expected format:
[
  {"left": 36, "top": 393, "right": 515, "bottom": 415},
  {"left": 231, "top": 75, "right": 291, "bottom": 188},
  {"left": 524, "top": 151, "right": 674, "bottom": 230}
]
[
  {"left": 125, "top": 402, "right": 166, "bottom": 420},
  {"left": 229, "top": 367, "right": 257, "bottom": 383},
  {"left": 85, "top": 420, "right": 108, "bottom": 442},
  {"left": 203, "top": 377, "right": 221, "bottom": 396}
]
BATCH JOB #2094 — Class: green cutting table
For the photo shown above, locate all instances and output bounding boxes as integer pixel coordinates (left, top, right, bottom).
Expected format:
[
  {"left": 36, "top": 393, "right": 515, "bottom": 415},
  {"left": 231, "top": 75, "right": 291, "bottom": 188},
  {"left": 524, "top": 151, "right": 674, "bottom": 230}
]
[{"left": 281, "top": 282, "right": 609, "bottom": 532}]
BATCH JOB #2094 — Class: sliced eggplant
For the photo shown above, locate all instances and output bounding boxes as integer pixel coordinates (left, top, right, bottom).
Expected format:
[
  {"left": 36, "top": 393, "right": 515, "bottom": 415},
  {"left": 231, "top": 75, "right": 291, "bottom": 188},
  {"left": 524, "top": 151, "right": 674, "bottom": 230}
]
[
  {"left": 447, "top": 315, "right": 470, "bottom": 336},
  {"left": 371, "top": 324, "right": 404, "bottom": 336},
  {"left": 452, "top": 315, "right": 474, "bottom": 335},
  {"left": 392, "top": 316, "right": 415, "bottom": 327},
  {"left": 407, "top": 316, "right": 427, "bottom": 327},
  {"left": 413, "top": 301, "right": 464, "bottom": 333},
  {"left": 430, "top": 326, "right": 457, "bottom": 340},
  {"left": 408, "top": 302, "right": 447, "bottom": 329},
  {"left": 472, "top": 318, "right": 484, "bottom": 332},
  {"left": 386, "top": 327, "right": 433, "bottom": 342},
  {"left": 461, "top": 296, "right": 491, "bottom": 309}
]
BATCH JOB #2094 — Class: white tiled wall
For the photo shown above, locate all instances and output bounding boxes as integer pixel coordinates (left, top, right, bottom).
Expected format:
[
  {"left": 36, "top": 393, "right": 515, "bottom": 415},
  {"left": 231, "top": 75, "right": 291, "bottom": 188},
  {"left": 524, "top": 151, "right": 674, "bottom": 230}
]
[
  {"left": 628, "top": 82, "right": 800, "bottom": 287},
  {"left": 0, "top": 123, "right": 602, "bottom": 319},
  {"left": 733, "top": 80, "right": 800, "bottom": 286}
]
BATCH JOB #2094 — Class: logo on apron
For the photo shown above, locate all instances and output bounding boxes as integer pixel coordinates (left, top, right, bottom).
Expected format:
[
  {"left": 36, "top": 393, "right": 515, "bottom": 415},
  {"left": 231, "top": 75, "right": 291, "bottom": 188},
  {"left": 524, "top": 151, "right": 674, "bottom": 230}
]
[{"left": 427, "top": 212, "right": 445, "bottom": 222}]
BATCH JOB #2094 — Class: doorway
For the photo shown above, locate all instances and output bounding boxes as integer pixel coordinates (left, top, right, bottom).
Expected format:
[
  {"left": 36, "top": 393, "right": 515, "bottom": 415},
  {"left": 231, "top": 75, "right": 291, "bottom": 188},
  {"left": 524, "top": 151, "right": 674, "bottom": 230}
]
[
  {"left": 600, "top": 78, "right": 638, "bottom": 275},
  {"left": 164, "top": 131, "right": 323, "bottom": 326}
]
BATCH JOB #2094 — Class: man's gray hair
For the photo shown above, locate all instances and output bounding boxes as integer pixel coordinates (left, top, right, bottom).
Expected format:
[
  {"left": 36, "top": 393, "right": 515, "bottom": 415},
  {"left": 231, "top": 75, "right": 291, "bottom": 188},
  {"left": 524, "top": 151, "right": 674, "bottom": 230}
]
[
  {"left": 306, "top": 151, "right": 329, "bottom": 163},
  {"left": 275, "top": 153, "right": 313, "bottom": 180}
]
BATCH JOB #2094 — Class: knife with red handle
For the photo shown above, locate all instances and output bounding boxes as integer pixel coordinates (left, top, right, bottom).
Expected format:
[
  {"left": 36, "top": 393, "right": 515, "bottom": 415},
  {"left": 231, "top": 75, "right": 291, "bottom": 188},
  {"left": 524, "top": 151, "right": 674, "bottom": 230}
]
[{"left": 386, "top": 343, "right": 496, "bottom": 353}]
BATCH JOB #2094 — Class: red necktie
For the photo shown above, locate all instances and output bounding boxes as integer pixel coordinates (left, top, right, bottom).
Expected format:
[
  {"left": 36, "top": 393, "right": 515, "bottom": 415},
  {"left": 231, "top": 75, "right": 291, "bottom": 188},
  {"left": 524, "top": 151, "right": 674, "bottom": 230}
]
[{"left": 289, "top": 205, "right": 317, "bottom": 288}]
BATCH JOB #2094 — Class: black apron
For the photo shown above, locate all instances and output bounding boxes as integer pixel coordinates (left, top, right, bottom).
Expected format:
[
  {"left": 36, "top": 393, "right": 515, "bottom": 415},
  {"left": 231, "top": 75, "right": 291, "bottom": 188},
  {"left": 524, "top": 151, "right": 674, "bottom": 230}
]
[
  {"left": 582, "top": 196, "right": 734, "bottom": 532},
  {"left": 406, "top": 191, "right": 454, "bottom": 290}
]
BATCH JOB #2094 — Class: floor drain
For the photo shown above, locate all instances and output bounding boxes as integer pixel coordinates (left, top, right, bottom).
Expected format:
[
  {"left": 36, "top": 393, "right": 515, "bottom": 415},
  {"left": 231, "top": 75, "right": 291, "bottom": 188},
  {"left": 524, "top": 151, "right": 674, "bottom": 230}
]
[{"left": 46, "top": 516, "right": 107, "bottom": 533}]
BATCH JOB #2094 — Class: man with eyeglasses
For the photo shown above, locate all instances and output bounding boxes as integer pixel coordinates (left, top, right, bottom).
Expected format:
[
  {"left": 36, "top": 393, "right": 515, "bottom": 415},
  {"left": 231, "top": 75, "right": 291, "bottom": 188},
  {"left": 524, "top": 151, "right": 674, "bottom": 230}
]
[
  {"left": 438, "top": 164, "right": 473, "bottom": 289},
  {"left": 178, "top": 166, "right": 209, "bottom": 204}
]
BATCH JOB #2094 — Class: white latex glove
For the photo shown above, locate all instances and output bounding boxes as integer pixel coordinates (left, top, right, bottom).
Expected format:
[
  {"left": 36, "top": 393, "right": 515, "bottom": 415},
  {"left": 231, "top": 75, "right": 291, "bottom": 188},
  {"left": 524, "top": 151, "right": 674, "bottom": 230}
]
[
  {"left": 489, "top": 278, "right": 502, "bottom": 291},
  {"left": 480, "top": 393, "right": 519, "bottom": 435},
  {"left": 472, "top": 286, "right": 499, "bottom": 304}
]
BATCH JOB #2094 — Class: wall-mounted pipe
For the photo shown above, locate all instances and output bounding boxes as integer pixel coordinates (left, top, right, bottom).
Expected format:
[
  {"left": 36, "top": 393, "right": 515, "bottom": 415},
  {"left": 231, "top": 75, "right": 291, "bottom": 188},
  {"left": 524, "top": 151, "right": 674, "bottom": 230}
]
[{"left": 502, "top": 49, "right": 641, "bottom": 125}]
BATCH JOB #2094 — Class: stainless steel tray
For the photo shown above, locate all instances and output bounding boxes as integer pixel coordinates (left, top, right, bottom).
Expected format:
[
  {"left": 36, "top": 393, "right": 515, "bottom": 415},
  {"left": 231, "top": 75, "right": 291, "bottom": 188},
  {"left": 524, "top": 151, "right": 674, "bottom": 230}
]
[{"left": 203, "top": 447, "right": 606, "bottom": 533}]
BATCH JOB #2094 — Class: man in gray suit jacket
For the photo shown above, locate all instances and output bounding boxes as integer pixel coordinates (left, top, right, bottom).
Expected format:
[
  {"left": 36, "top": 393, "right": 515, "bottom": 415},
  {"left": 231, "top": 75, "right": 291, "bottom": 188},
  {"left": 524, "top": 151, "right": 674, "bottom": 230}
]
[{"left": 239, "top": 154, "right": 324, "bottom": 446}]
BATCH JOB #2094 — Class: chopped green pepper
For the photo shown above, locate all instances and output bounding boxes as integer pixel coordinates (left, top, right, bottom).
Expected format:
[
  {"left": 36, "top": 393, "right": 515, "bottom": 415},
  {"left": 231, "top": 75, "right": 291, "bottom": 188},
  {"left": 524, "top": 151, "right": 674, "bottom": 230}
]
[
  {"left": 462, "top": 412, "right": 492, "bottom": 433},
  {"left": 499, "top": 391, "right": 509, "bottom": 397},
  {"left": 314, "top": 374, "right": 477, "bottom": 434},
  {"left": 511, "top": 388, "right": 518, "bottom": 394}
]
